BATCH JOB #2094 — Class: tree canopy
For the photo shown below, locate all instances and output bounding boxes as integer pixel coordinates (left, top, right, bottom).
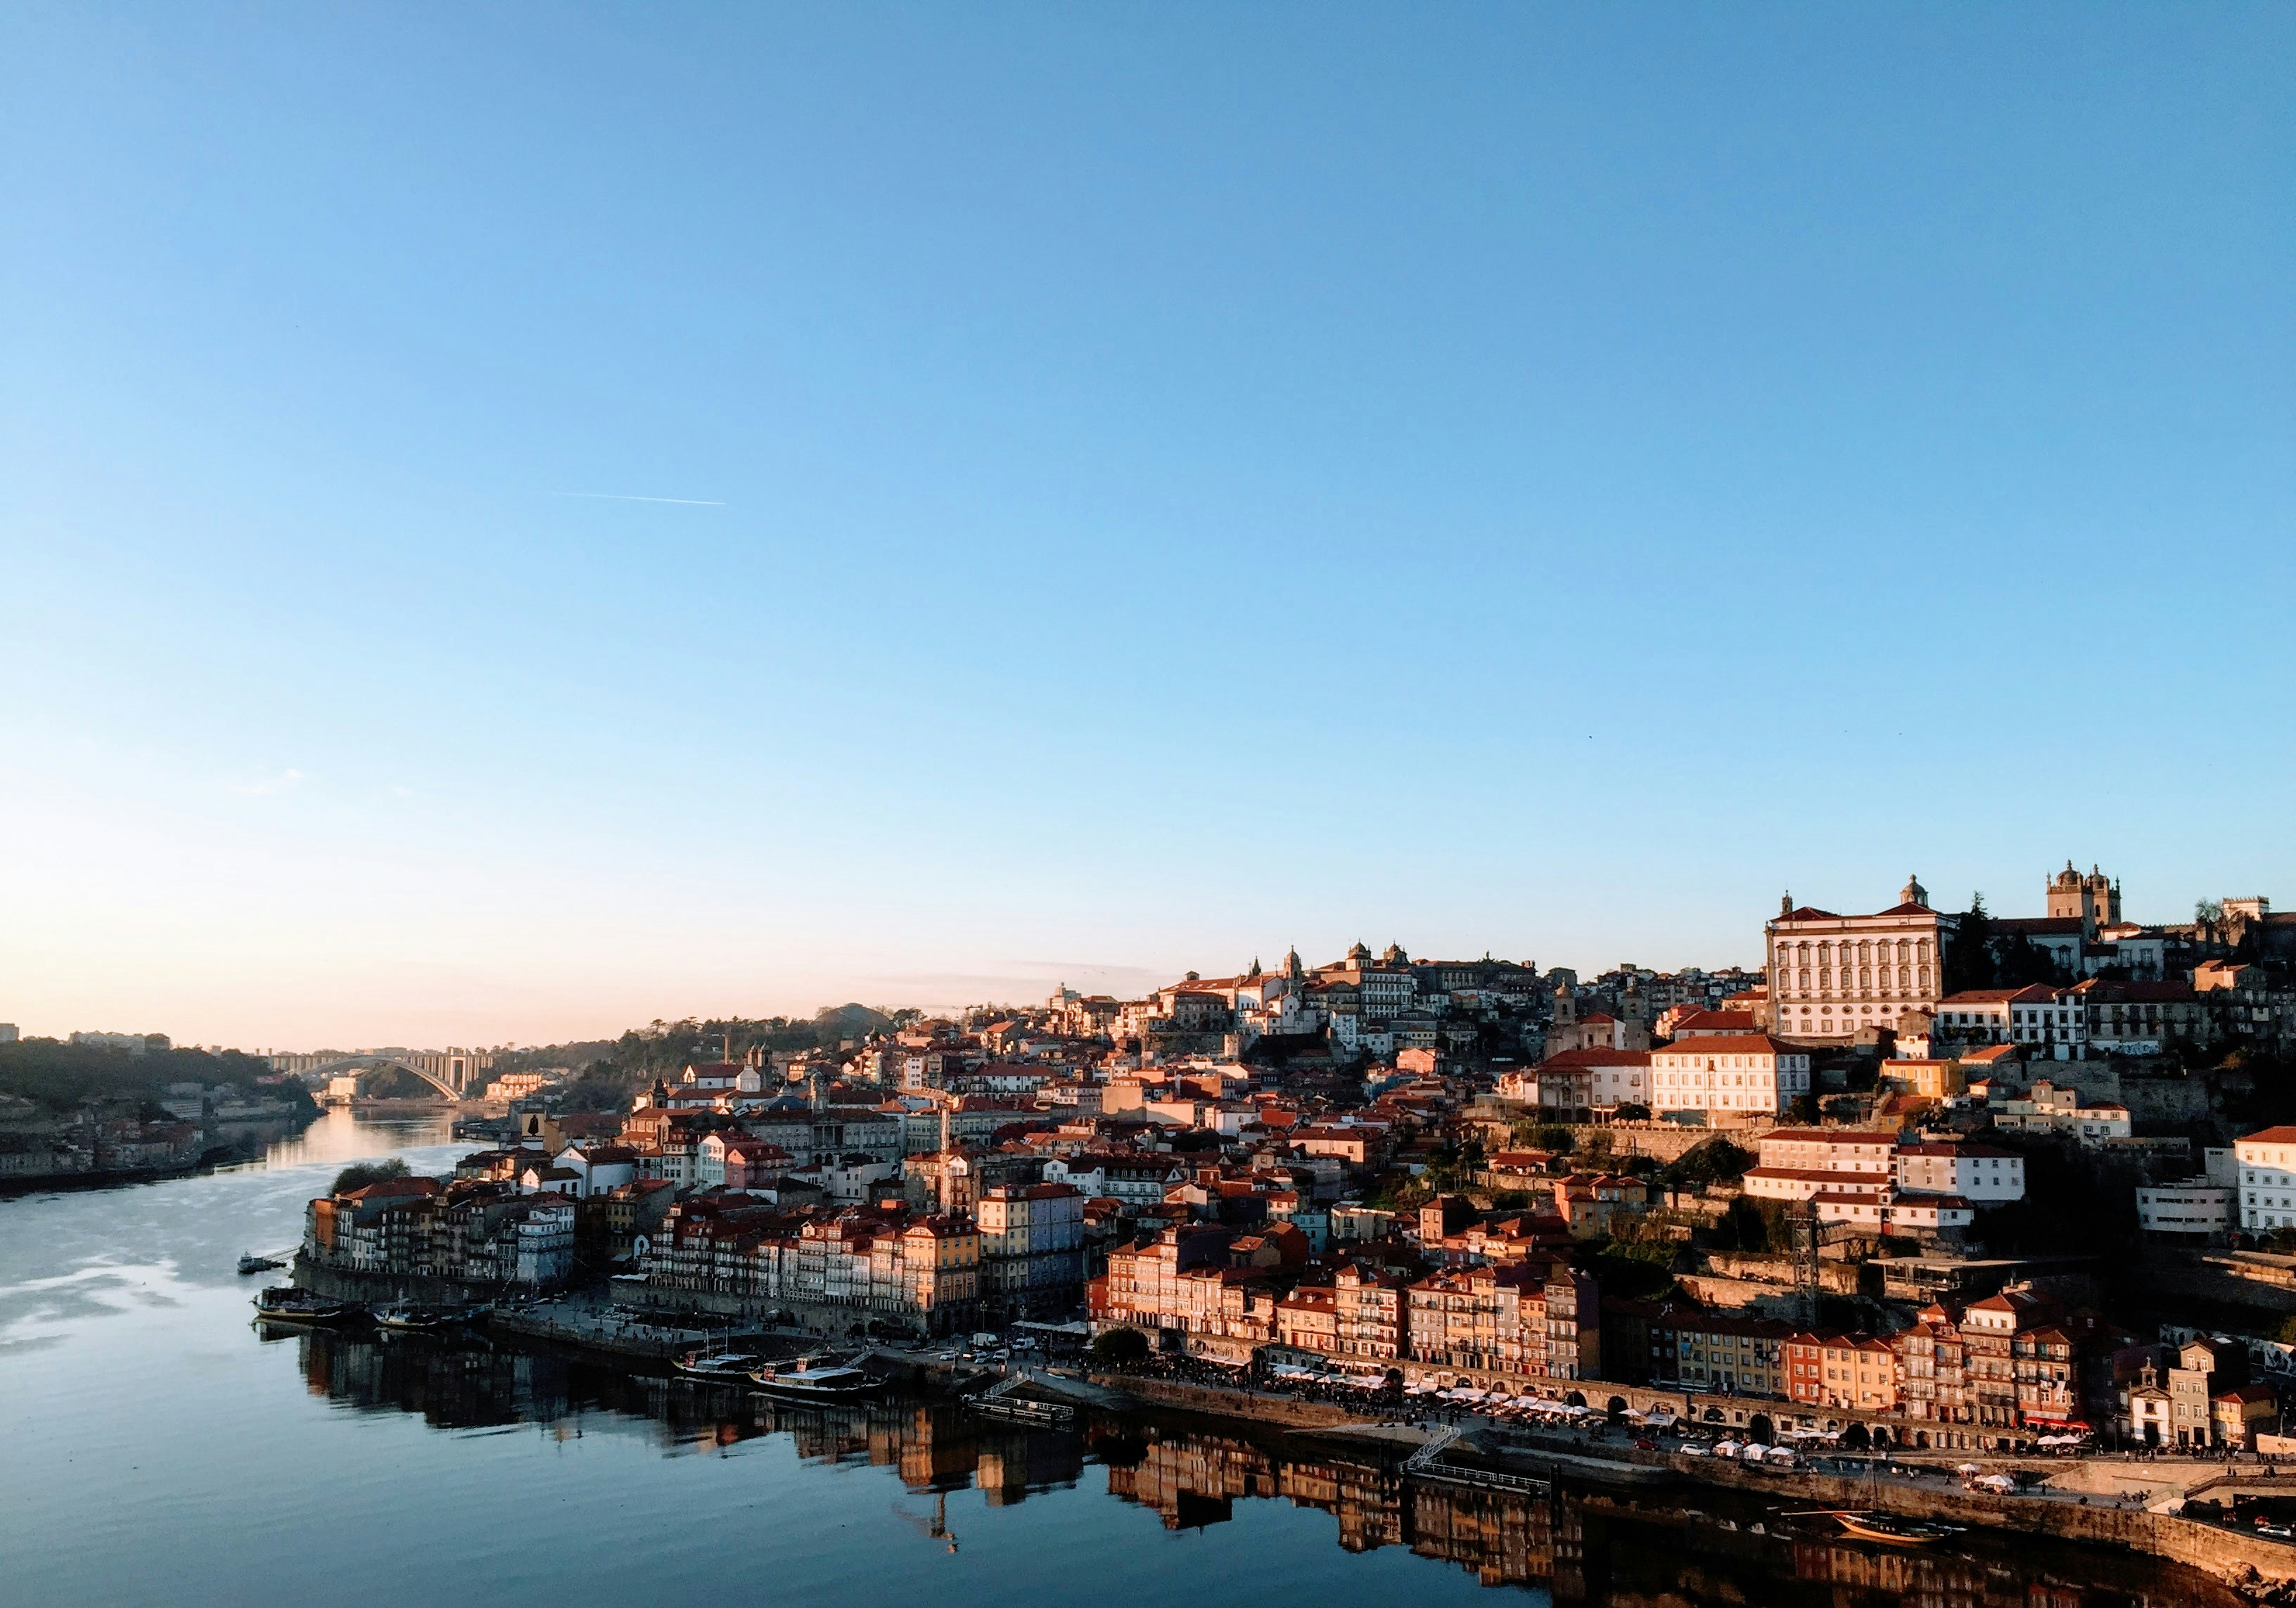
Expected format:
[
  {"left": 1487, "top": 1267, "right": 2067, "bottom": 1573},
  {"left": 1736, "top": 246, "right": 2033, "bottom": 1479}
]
[
  {"left": 331, "top": 1158, "right": 412, "bottom": 1194},
  {"left": 1943, "top": 894, "right": 2068, "bottom": 991},
  {"left": 1089, "top": 1327, "right": 1151, "bottom": 1366},
  {"left": 0, "top": 1038, "right": 308, "bottom": 1116}
]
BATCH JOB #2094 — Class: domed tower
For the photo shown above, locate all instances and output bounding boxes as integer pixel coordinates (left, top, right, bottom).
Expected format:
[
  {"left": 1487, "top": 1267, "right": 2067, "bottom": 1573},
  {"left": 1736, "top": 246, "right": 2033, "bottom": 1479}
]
[
  {"left": 1284, "top": 946, "right": 1306, "bottom": 983},
  {"left": 2047, "top": 861, "right": 2086, "bottom": 921},
  {"left": 2046, "top": 860, "right": 2117, "bottom": 934},
  {"left": 1900, "top": 874, "right": 1930, "bottom": 909}
]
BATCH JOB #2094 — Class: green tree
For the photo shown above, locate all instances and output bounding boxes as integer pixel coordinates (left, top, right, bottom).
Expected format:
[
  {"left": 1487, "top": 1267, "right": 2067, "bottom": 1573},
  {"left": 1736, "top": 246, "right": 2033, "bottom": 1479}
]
[
  {"left": 1669, "top": 1137, "right": 1753, "bottom": 1190},
  {"left": 1944, "top": 894, "right": 1998, "bottom": 991},
  {"left": 1089, "top": 1327, "right": 1151, "bottom": 1367},
  {"left": 1713, "top": 1195, "right": 1788, "bottom": 1253},
  {"left": 330, "top": 1158, "right": 412, "bottom": 1194},
  {"left": 1944, "top": 893, "right": 2067, "bottom": 990}
]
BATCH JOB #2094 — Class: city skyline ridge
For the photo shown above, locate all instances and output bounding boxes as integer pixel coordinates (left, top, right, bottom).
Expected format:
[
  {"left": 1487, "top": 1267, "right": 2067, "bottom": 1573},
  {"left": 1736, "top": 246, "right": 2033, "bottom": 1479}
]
[{"left": 5, "top": 850, "right": 2251, "bottom": 1052}]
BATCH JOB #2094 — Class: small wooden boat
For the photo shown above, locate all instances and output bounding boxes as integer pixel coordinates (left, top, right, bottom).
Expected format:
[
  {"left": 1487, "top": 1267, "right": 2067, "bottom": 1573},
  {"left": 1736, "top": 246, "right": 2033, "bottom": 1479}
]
[
  {"left": 237, "top": 1252, "right": 287, "bottom": 1275},
  {"left": 252, "top": 1287, "right": 352, "bottom": 1325},
  {"left": 375, "top": 1306, "right": 464, "bottom": 1332},
  {"left": 1830, "top": 1511, "right": 1949, "bottom": 1546}
]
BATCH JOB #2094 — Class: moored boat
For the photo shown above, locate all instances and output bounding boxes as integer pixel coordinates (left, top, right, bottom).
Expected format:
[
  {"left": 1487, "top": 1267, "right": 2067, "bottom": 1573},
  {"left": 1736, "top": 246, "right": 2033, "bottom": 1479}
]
[
  {"left": 748, "top": 1358, "right": 881, "bottom": 1402},
  {"left": 1830, "top": 1511, "right": 1949, "bottom": 1546},
  {"left": 375, "top": 1306, "right": 464, "bottom": 1332},
  {"left": 675, "top": 1350, "right": 768, "bottom": 1383},
  {"left": 252, "top": 1287, "right": 352, "bottom": 1325},
  {"left": 237, "top": 1252, "right": 286, "bottom": 1275}
]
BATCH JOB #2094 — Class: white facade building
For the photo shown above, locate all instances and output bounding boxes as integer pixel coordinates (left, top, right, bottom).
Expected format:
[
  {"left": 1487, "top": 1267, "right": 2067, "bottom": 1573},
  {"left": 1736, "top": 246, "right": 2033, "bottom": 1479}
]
[
  {"left": 2236, "top": 1128, "right": 2296, "bottom": 1233},
  {"left": 2137, "top": 1181, "right": 2234, "bottom": 1237},
  {"left": 1766, "top": 878, "right": 1953, "bottom": 1043},
  {"left": 1893, "top": 1141, "right": 2026, "bottom": 1203},
  {"left": 514, "top": 1197, "right": 577, "bottom": 1285},
  {"left": 1647, "top": 1035, "right": 1810, "bottom": 1118}
]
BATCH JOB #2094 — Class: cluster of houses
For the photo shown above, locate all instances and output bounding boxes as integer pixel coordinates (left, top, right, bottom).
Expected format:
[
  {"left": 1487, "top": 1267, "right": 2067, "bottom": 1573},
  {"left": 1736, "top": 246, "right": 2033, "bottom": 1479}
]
[{"left": 288, "top": 867, "right": 2296, "bottom": 1436}]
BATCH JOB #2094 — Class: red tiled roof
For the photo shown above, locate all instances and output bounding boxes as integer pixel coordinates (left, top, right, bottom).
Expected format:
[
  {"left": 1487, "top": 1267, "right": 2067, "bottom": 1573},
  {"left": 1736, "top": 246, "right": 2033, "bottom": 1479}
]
[
  {"left": 1537, "top": 1047, "right": 1653, "bottom": 1069},
  {"left": 1653, "top": 1034, "right": 1801, "bottom": 1056},
  {"left": 1761, "top": 1129, "right": 1898, "bottom": 1145}
]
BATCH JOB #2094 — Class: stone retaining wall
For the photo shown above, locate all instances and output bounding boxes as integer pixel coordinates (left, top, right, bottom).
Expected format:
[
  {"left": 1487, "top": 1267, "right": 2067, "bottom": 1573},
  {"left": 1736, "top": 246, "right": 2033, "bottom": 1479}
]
[
  {"left": 291, "top": 1256, "right": 502, "bottom": 1308},
  {"left": 1086, "top": 1374, "right": 1376, "bottom": 1429}
]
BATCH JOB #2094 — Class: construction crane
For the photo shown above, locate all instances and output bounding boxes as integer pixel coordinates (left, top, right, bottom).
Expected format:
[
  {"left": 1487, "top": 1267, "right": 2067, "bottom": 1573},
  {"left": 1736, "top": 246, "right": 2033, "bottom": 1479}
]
[{"left": 1788, "top": 1199, "right": 1865, "bottom": 1327}]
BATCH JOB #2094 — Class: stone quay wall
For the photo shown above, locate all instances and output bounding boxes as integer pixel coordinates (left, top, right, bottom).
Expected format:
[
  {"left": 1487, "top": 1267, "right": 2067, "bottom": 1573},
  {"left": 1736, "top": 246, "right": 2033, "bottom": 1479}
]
[
  {"left": 1692, "top": 1457, "right": 2296, "bottom": 1593},
  {"left": 1087, "top": 1374, "right": 1380, "bottom": 1430},
  {"left": 291, "top": 1255, "right": 504, "bottom": 1308},
  {"left": 1088, "top": 1372, "right": 2296, "bottom": 1593}
]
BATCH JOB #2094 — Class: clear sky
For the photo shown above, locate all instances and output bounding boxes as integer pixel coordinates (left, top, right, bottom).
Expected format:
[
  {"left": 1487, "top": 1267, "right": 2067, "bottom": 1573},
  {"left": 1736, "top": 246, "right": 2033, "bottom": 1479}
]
[{"left": 4, "top": 4, "right": 2290, "bottom": 1051}]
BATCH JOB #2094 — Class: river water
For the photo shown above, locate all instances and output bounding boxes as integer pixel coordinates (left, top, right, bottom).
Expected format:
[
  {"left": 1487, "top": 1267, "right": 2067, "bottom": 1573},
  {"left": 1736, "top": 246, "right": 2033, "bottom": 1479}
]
[{"left": 0, "top": 1112, "right": 2239, "bottom": 1607}]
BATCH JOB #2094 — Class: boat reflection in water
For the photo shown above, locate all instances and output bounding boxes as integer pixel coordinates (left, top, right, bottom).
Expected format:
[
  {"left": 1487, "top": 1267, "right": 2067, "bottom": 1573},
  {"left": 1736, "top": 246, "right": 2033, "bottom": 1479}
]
[{"left": 272, "top": 1326, "right": 2234, "bottom": 1607}]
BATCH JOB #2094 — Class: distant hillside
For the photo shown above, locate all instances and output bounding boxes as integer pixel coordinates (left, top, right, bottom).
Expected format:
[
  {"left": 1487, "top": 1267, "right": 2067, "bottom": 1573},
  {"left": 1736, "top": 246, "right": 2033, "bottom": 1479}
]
[
  {"left": 529, "top": 1004, "right": 918, "bottom": 1112},
  {"left": 0, "top": 1038, "right": 315, "bottom": 1117}
]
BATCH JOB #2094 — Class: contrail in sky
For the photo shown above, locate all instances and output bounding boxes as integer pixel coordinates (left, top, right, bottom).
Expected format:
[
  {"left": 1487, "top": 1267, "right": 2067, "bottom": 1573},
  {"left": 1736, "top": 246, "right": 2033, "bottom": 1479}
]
[{"left": 556, "top": 492, "right": 728, "bottom": 506}]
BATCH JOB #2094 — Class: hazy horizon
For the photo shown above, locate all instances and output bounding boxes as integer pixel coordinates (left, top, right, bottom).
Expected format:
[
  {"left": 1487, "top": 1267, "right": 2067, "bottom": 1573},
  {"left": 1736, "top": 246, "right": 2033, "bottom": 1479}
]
[{"left": 0, "top": 867, "right": 2231, "bottom": 1051}]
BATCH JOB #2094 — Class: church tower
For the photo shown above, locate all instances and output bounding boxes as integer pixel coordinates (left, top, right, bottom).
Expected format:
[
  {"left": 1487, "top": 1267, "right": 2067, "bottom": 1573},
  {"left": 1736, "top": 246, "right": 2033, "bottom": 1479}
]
[
  {"left": 2047, "top": 861, "right": 2119, "bottom": 935},
  {"left": 1900, "top": 874, "right": 1930, "bottom": 909},
  {"left": 2048, "top": 861, "right": 2086, "bottom": 922}
]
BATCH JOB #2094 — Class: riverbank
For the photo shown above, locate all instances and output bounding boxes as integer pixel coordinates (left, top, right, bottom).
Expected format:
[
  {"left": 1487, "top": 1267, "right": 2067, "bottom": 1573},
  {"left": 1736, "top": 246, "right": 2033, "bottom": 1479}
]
[
  {"left": 1091, "top": 1371, "right": 2296, "bottom": 1597},
  {"left": 0, "top": 1158, "right": 210, "bottom": 1196}
]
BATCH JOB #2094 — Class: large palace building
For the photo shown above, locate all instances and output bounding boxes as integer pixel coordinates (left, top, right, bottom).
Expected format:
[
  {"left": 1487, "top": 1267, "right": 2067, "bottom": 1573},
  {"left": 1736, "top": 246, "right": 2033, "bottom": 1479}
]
[{"left": 1765, "top": 877, "right": 1956, "bottom": 1043}]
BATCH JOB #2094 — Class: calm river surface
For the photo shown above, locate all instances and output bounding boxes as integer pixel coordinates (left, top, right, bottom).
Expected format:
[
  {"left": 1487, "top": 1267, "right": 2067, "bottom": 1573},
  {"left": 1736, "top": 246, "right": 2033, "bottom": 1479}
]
[{"left": 0, "top": 1113, "right": 2240, "bottom": 1607}]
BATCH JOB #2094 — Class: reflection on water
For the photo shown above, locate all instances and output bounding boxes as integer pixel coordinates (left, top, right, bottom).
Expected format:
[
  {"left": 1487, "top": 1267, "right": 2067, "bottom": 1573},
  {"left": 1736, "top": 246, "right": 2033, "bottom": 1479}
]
[
  {"left": 0, "top": 1114, "right": 2243, "bottom": 1608},
  {"left": 281, "top": 1325, "right": 2226, "bottom": 1607},
  {"left": 255, "top": 1107, "right": 458, "bottom": 1168}
]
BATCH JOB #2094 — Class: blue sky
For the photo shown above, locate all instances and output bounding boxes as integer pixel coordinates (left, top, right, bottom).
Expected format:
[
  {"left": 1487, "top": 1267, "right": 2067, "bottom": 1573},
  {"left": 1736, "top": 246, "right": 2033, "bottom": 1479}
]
[{"left": 4, "top": 4, "right": 2290, "bottom": 1048}]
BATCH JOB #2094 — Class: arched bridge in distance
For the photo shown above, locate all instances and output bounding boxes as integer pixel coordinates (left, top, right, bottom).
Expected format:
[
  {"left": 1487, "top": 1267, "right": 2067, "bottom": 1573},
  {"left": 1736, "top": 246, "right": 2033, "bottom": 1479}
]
[{"left": 310, "top": 1055, "right": 471, "bottom": 1102}]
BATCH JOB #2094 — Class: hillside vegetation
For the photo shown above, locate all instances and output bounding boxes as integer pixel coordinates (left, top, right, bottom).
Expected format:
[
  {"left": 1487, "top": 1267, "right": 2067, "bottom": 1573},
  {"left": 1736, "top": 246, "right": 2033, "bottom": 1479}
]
[
  {"left": 0, "top": 1039, "right": 315, "bottom": 1117},
  {"left": 509, "top": 1004, "right": 919, "bottom": 1111}
]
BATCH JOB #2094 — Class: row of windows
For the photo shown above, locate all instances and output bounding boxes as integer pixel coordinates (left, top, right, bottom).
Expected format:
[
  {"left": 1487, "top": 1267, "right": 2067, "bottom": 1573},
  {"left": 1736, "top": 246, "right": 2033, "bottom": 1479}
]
[
  {"left": 1794, "top": 966, "right": 1930, "bottom": 990},
  {"left": 1778, "top": 939, "right": 1935, "bottom": 964}
]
